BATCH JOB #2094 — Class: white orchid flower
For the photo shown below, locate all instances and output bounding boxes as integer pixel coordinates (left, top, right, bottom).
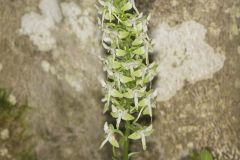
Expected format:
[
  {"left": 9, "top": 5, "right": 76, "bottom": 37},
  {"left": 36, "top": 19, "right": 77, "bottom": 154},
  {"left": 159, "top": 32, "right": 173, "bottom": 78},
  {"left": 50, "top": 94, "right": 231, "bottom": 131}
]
[
  {"left": 102, "top": 29, "right": 118, "bottom": 51},
  {"left": 123, "top": 87, "right": 146, "bottom": 110},
  {"left": 123, "top": 12, "right": 143, "bottom": 28},
  {"left": 100, "top": 79, "right": 122, "bottom": 112},
  {"left": 121, "top": 60, "right": 142, "bottom": 74},
  {"left": 105, "top": 71, "right": 121, "bottom": 89},
  {"left": 138, "top": 90, "right": 158, "bottom": 117},
  {"left": 130, "top": 0, "right": 139, "bottom": 15},
  {"left": 133, "top": 62, "right": 157, "bottom": 80},
  {"left": 107, "top": 2, "right": 114, "bottom": 17},
  {"left": 102, "top": 32, "right": 112, "bottom": 44},
  {"left": 108, "top": 72, "right": 134, "bottom": 88},
  {"left": 128, "top": 125, "right": 153, "bottom": 150},
  {"left": 100, "top": 122, "right": 120, "bottom": 149},
  {"left": 111, "top": 106, "right": 134, "bottom": 129},
  {"left": 104, "top": 56, "right": 121, "bottom": 70}
]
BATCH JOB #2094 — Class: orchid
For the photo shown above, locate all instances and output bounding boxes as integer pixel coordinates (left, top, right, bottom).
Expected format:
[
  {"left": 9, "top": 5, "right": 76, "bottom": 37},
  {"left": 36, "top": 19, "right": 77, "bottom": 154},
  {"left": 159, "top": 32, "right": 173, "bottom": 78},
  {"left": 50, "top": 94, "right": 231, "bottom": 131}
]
[
  {"left": 111, "top": 105, "right": 134, "bottom": 129},
  {"left": 139, "top": 90, "right": 158, "bottom": 117},
  {"left": 128, "top": 125, "right": 153, "bottom": 150},
  {"left": 100, "top": 79, "right": 122, "bottom": 112},
  {"left": 123, "top": 87, "right": 146, "bottom": 110},
  {"left": 130, "top": 0, "right": 139, "bottom": 15},
  {"left": 121, "top": 60, "right": 142, "bottom": 74},
  {"left": 98, "top": 0, "right": 158, "bottom": 159},
  {"left": 133, "top": 62, "right": 158, "bottom": 85},
  {"left": 100, "top": 122, "right": 123, "bottom": 149}
]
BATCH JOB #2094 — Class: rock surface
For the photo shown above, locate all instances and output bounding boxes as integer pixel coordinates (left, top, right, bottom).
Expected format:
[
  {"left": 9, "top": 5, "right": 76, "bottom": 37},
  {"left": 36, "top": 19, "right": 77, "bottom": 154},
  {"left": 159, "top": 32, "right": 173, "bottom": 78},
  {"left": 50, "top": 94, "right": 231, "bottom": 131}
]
[
  {"left": 0, "top": 63, "right": 2, "bottom": 73},
  {"left": 0, "top": 129, "right": 9, "bottom": 140},
  {"left": 152, "top": 20, "right": 225, "bottom": 102},
  {"left": 0, "top": 0, "right": 239, "bottom": 160}
]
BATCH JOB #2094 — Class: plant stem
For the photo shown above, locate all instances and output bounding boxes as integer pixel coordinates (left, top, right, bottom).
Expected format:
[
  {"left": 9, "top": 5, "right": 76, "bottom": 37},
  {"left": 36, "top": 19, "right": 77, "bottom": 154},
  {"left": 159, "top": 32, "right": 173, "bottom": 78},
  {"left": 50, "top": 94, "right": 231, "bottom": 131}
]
[
  {"left": 124, "top": 121, "right": 130, "bottom": 160},
  {"left": 112, "top": 146, "right": 117, "bottom": 160}
]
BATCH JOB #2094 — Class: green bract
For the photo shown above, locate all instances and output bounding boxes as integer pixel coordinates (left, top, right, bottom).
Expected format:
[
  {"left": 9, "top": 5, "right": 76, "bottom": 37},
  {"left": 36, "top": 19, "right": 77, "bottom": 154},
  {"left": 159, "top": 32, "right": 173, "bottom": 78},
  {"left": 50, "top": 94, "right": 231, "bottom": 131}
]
[{"left": 98, "top": 0, "right": 157, "bottom": 159}]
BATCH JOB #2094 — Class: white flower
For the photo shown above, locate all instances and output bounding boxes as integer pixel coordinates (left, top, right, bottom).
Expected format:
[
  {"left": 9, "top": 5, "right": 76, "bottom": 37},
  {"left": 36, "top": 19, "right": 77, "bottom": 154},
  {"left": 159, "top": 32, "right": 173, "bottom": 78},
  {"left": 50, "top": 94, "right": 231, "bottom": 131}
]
[
  {"left": 100, "top": 122, "right": 120, "bottom": 149},
  {"left": 128, "top": 125, "right": 153, "bottom": 150},
  {"left": 138, "top": 90, "right": 158, "bottom": 117},
  {"left": 133, "top": 62, "right": 157, "bottom": 82},
  {"left": 122, "top": 60, "right": 142, "bottom": 74},
  {"left": 111, "top": 106, "right": 134, "bottom": 129},
  {"left": 123, "top": 87, "right": 146, "bottom": 110},
  {"left": 130, "top": 0, "right": 139, "bottom": 15},
  {"left": 100, "top": 80, "right": 122, "bottom": 111}
]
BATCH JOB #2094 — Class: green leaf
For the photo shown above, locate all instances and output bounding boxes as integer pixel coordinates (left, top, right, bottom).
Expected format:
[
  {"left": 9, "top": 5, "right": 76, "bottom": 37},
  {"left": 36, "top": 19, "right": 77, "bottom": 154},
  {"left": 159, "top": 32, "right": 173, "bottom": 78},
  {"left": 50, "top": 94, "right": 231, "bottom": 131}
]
[
  {"left": 121, "top": 2, "right": 132, "bottom": 11},
  {"left": 133, "top": 69, "right": 142, "bottom": 77},
  {"left": 138, "top": 98, "right": 147, "bottom": 107},
  {"left": 121, "top": 60, "right": 143, "bottom": 70},
  {"left": 105, "top": 22, "right": 116, "bottom": 28},
  {"left": 112, "top": 7, "right": 118, "bottom": 14},
  {"left": 105, "top": 12, "right": 115, "bottom": 21},
  {"left": 116, "top": 49, "right": 127, "bottom": 57},
  {"left": 113, "top": 129, "right": 124, "bottom": 136},
  {"left": 128, "top": 132, "right": 141, "bottom": 140},
  {"left": 128, "top": 152, "right": 140, "bottom": 158},
  {"left": 144, "top": 126, "right": 153, "bottom": 136},
  {"left": 112, "top": 61, "right": 121, "bottom": 69},
  {"left": 122, "top": 112, "right": 134, "bottom": 121},
  {"left": 110, "top": 112, "right": 118, "bottom": 118},
  {"left": 143, "top": 107, "right": 151, "bottom": 116},
  {"left": 111, "top": 98, "right": 120, "bottom": 105},
  {"left": 123, "top": 92, "right": 133, "bottom": 98},
  {"left": 118, "top": 31, "right": 129, "bottom": 39},
  {"left": 132, "top": 38, "right": 143, "bottom": 46},
  {"left": 111, "top": 89, "right": 123, "bottom": 98},
  {"left": 120, "top": 75, "right": 133, "bottom": 83},
  {"left": 199, "top": 150, "right": 213, "bottom": 160},
  {"left": 103, "top": 103, "right": 109, "bottom": 113},
  {"left": 136, "top": 79, "right": 144, "bottom": 86},
  {"left": 133, "top": 46, "right": 145, "bottom": 55},
  {"left": 143, "top": 75, "right": 154, "bottom": 83},
  {"left": 109, "top": 136, "right": 119, "bottom": 148},
  {"left": 109, "top": 124, "right": 115, "bottom": 130},
  {"left": 123, "top": 20, "right": 132, "bottom": 27},
  {"left": 136, "top": 23, "right": 143, "bottom": 32}
]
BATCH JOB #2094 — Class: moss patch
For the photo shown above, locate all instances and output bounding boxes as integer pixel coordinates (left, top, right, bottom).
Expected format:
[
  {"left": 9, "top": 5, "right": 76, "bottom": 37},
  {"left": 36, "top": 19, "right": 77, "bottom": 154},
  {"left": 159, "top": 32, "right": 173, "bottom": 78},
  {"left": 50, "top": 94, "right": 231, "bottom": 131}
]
[
  {"left": 0, "top": 89, "right": 37, "bottom": 160},
  {"left": 188, "top": 149, "right": 214, "bottom": 160}
]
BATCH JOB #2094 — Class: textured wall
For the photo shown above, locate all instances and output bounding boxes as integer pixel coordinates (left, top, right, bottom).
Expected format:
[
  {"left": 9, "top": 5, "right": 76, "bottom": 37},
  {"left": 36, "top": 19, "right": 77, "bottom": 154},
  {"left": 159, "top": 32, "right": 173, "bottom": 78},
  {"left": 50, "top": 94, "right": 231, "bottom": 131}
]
[{"left": 0, "top": 0, "right": 239, "bottom": 160}]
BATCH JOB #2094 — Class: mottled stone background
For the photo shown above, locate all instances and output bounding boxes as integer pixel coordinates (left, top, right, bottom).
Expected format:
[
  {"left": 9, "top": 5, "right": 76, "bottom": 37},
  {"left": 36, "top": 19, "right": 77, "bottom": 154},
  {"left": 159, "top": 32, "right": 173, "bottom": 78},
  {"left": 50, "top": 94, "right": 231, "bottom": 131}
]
[{"left": 0, "top": 0, "right": 239, "bottom": 160}]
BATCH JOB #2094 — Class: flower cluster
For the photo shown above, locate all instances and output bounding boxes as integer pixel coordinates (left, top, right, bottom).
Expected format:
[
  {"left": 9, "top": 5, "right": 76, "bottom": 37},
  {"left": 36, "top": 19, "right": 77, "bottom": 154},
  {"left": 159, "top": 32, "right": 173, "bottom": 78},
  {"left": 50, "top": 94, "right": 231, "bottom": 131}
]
[{"left": 98, "top": 0, "right": 158, "bottom": 155}]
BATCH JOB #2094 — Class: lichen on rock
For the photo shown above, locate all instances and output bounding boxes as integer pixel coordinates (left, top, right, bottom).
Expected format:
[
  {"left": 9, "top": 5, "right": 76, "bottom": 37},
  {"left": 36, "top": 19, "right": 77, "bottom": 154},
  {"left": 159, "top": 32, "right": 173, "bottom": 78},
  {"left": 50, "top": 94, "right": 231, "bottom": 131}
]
[
  {"left": 20, "top": 0, "right": 62, "bottom": 52},
  {"left": 20, "top": 0, "right": 103, "bottom": 93},
  {"left": 152, "top": 21, "right": 225, "bottom": 102}
]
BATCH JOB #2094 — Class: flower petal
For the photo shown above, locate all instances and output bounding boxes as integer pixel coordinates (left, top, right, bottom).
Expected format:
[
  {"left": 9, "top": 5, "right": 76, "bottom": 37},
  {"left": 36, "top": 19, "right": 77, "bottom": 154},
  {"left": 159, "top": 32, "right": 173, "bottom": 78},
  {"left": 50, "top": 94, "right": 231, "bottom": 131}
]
[
  {"left": 109, "top": 136, "right": 119, "bottom": 148},
  {"left": 121, "top": 2, "right": 132, "bottom": 11},
  {"left": 133, "top": 46, "right": 145, "bottom": 55},
  {"left": 128, "top": 132, "right": 141, "bottom": 140},
  {"left": 116, "top": 49, "right": 127, "bottom": 57},
  {"left": 122, "top": 112, "right": 134, "bottom": 121},
  {"left": 119, "top": 31, "right": 129, "bottom": 39}
]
